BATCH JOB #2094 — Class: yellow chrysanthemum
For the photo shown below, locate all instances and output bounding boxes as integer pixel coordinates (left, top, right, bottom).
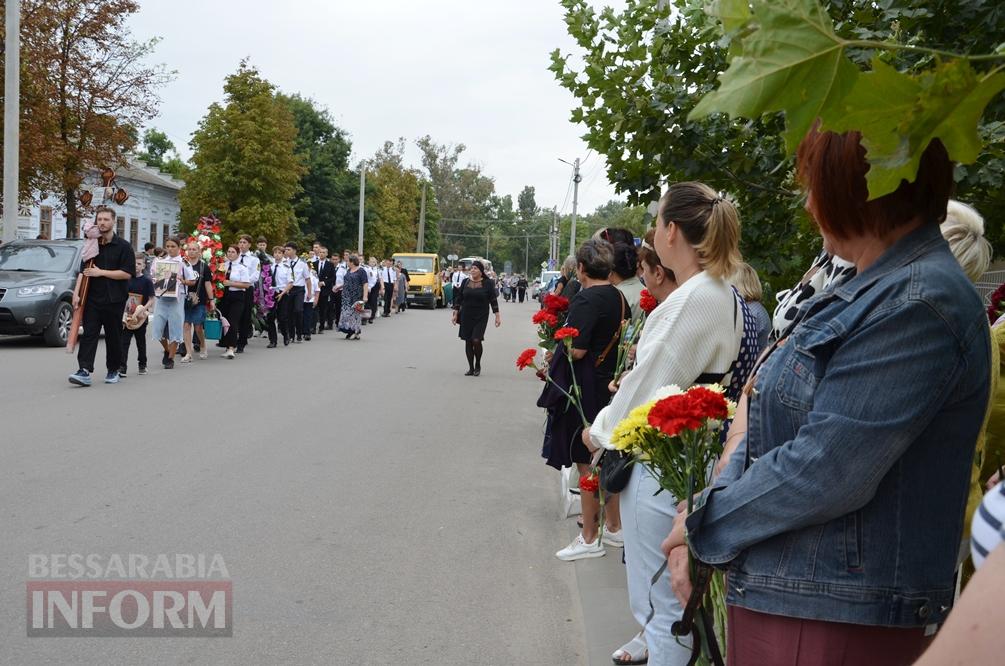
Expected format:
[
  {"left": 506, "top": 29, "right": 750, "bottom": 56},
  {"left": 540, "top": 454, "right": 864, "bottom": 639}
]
[{"left": 611, "top": 401, "right": 657, "bottom": 452}]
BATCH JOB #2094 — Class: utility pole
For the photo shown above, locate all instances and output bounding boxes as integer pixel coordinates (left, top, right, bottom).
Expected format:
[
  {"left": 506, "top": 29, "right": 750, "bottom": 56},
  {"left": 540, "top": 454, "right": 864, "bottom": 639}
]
[
  {"left": 357, "top": 165, "right": 365, "bottom": 254},
  {"left": 551, "top": 210, "right": 558, "bottom": 267},
  {"left": 485, "top": 225, "right": 490, "bottom": 259},
  {"left": 416, "top": 183, "right": 426, "bottom": 253},
  {"left": 569, "top": 157, "right": 581, "bottom": 258},
  {"left": 2, "top": 0, "right": 21, "bottom": 243},
  {"left": 524, "top": 233, "right": 529, "bottom": 275}
]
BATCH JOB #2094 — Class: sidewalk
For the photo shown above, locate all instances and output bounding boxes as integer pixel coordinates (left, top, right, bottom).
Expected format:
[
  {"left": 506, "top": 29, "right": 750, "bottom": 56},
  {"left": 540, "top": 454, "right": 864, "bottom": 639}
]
[{"left": 564, "top": 519, "right": 641, "bottom": 666}]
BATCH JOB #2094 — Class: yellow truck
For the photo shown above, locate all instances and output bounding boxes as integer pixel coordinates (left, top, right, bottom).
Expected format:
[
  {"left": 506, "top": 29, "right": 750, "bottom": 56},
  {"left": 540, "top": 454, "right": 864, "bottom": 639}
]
[{"left": 392, "top": 253, "right": 445, "bottom": 308}]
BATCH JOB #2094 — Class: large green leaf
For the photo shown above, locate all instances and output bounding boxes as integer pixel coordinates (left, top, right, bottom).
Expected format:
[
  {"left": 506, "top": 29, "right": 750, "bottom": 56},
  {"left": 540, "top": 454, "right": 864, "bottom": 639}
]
[
  {"left": 689, "top": 0, "right": 859, "bottom": 151},
  {"left": 827, "top": 58, "right": 1005, "bottom": 198},
  {"left": 709, "top": 0, "right": 752, "bottom": 33}
]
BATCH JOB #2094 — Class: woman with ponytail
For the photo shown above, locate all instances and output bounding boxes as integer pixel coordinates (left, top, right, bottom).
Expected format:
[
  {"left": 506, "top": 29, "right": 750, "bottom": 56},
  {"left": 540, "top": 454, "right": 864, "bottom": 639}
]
[{"left": 584, "top": 182, "right": 744, "bottom": 665}]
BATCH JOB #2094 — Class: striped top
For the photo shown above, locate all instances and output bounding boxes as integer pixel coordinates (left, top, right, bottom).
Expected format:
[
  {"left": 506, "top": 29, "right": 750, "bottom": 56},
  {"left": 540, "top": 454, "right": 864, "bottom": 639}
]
[{"left": 971, "top": 481, "right": 1005, "bottom": 569}]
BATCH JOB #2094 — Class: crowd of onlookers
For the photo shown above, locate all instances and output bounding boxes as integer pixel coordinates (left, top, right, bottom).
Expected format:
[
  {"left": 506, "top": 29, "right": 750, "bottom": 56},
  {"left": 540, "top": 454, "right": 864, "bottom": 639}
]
[{"left": 531, "top": 129, "right": 1004, "bottom": 665}]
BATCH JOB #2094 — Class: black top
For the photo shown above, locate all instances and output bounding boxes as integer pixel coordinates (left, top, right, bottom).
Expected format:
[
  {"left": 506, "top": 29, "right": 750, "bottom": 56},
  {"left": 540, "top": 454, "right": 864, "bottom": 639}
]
[
  {"left": 453, "top": 278, "right": 499, "bottom": 314},
  {"left": 126, "top": 275, "right": 155, "bottom": 305},
  {"left": 565, "top": 284, "right": 629, "bottom": 379},
  {"left": 188, "top": 260, "right": 213, "bottom": 305},
  {"left": 81, "top": 235, "right": 136, "bottom": 304}
]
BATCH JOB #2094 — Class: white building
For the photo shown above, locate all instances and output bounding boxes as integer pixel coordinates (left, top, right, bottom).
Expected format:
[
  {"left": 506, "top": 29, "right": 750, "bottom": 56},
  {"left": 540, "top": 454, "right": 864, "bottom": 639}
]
[{"left": 14, "top": 158, "right": 183, "bottom": 252}]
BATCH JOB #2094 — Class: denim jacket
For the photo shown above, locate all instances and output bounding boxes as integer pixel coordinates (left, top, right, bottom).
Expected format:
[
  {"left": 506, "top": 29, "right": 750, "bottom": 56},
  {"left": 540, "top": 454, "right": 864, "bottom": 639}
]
[{"left": 687, "top": 224, "right": 991, "bottom": 627}]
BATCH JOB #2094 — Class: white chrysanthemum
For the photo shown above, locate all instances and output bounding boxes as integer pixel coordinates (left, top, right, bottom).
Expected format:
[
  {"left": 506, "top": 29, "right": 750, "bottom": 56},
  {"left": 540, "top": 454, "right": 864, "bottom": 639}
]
[
  {"left": 653, "top": 384, "right": 684, "bottom": 401},
  {"left": 701, "top": 383, "right": 726, "bottom": 394}
]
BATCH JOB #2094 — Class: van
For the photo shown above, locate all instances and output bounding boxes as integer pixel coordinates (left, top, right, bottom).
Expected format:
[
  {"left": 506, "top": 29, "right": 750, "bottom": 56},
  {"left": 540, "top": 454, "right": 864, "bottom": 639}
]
[{"left": 392, "top": 253, "right": 444, "bottom": 308}]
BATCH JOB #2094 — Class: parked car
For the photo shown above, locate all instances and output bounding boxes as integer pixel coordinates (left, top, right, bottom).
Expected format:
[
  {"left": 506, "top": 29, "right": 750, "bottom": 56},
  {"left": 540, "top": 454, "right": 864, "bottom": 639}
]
[{"left": 0, "top": 239, "right": 83, "bottom": 346}]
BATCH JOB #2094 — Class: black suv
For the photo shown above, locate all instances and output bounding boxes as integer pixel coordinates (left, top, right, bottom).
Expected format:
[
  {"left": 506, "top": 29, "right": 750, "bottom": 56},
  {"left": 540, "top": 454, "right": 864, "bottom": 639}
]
[{"left": 0, "top": 239, "right": 83, "bottom": 346}]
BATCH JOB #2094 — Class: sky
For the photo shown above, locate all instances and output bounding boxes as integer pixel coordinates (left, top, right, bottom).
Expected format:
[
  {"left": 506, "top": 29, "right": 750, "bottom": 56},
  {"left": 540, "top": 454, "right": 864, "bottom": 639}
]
[{"left": 127, "top": 0, "right": 627, "bottom": 216}]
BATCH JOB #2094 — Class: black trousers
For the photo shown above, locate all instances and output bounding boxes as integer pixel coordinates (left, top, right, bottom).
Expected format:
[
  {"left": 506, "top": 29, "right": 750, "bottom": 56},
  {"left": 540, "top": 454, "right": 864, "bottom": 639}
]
[
  {"left": 317, "top": 289, "right": 332, "bottom": 331},
  {"left": 265, "top": 302, "right": 279, "bottom": 344},
  {"left": 302, "top": 302, "right": 315, "bottom": 337},
  {"left": 332, "top": 290, "right": 342, "bottom": 328},
  {"left": 237, "top": 287, "right": 253, "bottom": 349},
  {"left": 382, "top": 282, "right": 395, "bottom": 315},
  {"left": 221, "top": 291, "right": 244, "bottom": 349},
  {"left": 518, "top": 287, "right": 526, "bottom": 302},
  {"left": 120, "top": 321, "right": 148, "bottom": 368},
  {"left": 280, "top": 286, "right": 305, "bottom": 340},
  {"left": 78, "top": 300, "right": 126, "bottom": 373},
  {"left": 366, "top": 284, "right": 379, "bottom": 322}
]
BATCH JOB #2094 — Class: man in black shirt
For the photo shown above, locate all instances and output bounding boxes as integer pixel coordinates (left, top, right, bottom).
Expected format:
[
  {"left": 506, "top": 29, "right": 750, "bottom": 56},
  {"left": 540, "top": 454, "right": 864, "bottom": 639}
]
[{"left": 69, "top": 206, "right": 136, "bottom": 387}]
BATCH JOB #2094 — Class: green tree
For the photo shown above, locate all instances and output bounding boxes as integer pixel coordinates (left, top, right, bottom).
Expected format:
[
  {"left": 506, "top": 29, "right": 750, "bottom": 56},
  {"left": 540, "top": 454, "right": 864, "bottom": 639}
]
[
  {"left": 365, "top": 139, "right": 425, "bottom": 258},
  {"left": 518, "top": 186, "right": 538, "bottom": 221},
  {"left": 179, "top": 61, "right": 304, "bottom": 244},
  {"left": 279, "top": 94, "right": 358, "bottom": 251},
  {"left": 137, "top": 128, "right": 189, "bottom": 180}
]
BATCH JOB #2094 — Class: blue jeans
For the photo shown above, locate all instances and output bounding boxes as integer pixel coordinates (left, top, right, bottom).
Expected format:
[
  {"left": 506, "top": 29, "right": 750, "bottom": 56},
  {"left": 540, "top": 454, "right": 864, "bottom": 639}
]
[
  {"left": 622, "top": 464, "right": 693, "bottom": 665},
  {"left": 184, "top": 302, "right": 207, "bottom": 325}
]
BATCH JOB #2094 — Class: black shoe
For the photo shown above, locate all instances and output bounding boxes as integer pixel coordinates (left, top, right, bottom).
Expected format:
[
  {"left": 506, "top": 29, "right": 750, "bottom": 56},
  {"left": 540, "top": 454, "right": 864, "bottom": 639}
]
[
  {"left": 138, "top": 365, "right": 147, "bottom": 375},
  {"left": 305, "top": 335, "right": 312, "bottom": 341},
  {"left": 464, "top": 369, "right": 475, "bottom": 376},
  {"left": 118, "top": 365, "right": 128, "bottom": 378},
  {"left": 345, "top": 332, "right": 353, "bottom": 340},
  {"left": 283, "top": 337, "right": 290, "bottom": 346},
  {"left": 178, "top": 344, "right": 187, "bottom": 357},
  {"left": 164, "top": 358, "right": 175, "bottom": 370},
  {"left": 235, "top": 347, "right": 245, "bottom": 354},
  {"left": 266, "top": 342, "right": 277, "bottom": 348},
  {"left": 473, "top": 367, "right": 481, "bottom": 376},
  {"left": 192, "top": 342, "right": 201, "bottom": 353},
  {"left": 162, "top": 351, "right": 169, "bottom": 365},
  {"left": 215, "top": 341, "right": 226, "bottom": 348}
]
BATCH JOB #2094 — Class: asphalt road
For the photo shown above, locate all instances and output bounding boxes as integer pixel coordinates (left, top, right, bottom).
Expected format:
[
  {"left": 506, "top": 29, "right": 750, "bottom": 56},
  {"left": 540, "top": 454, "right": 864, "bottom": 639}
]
[{"left": 0, "top": 300, "right": 590, "bottom": 665}]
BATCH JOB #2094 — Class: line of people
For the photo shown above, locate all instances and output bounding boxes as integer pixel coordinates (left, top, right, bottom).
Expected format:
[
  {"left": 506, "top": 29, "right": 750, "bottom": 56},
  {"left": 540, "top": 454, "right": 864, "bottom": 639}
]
[{"left": 68, "top": 216, "right": 411, "bottom": 385}]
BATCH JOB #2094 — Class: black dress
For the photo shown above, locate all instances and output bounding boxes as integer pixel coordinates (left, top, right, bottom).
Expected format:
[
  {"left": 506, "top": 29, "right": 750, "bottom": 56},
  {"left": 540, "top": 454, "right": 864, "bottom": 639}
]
[{"left": 454, "top": 278, "right": 498, "bottom": 340}]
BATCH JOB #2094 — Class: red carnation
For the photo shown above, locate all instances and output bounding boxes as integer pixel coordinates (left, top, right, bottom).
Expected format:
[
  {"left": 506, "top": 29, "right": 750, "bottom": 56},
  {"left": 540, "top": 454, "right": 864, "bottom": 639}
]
[
  {"left": 639, "top": 289, "right": 658, "bottom": 314},
  {"left": 579, "top": 474, "right": 599, "bottom": 493},
  {"left": 532, "top": 310, "right": 559, "bottom": 327},
  {"left": 516, "top": 348, "right": 538, "bottom": 370},
  {"left": 543, "top": 293, "right": 570, "bottom": 313},
  {"left": 554, "top": 326, "right": 580, "bottom": 341},
  {"left": 214, "top": 288, "right": 224, "bottom": 299},
  {"left": 685, "top": 386, "right": 729, "bottom": 420},
  {"left": 647, "top": 394, "right": 704, "bottom": 438}
]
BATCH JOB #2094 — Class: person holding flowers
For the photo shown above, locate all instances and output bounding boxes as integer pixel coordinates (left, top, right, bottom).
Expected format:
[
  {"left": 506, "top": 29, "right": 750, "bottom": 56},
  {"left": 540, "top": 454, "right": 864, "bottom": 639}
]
[
  {"left": 665, "top": 130, "right": 991, "bottom": 665},
  {"left": 548, "top": 239, "right": 630, "bottom": 561},
  {"left": 583, "top": 182, "right": 744, "bottom": 666}
]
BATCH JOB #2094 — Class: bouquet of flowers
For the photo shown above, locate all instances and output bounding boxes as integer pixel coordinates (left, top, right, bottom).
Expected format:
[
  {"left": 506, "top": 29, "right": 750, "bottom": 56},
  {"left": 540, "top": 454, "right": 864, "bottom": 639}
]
[
  {"left": 187, "top": 215, "right": 226, "bottom": 299},
  {"left": 533, "top": 293, "right": 570, "bottom": 352},
  {"left": 988, "top": 282, "right": 1005, "bottom": 324},
  {"left": 516, "top": 325, "right": 588, "bottom": 427},
  {"left": 610, "top": 383, "right": 736, "bottom": 664}
]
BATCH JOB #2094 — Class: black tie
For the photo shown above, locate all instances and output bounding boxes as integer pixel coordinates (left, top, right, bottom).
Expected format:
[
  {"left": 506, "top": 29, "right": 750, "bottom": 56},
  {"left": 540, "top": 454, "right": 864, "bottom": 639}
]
[{"left": 240, "top": 255, "right": 245, "bottom": 265}]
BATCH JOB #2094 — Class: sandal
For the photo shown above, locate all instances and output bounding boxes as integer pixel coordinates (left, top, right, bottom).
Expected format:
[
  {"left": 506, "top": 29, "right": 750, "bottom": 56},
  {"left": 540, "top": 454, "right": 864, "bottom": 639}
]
[{"left": 612, "top": 632, "right": 648, "bottom": 665}]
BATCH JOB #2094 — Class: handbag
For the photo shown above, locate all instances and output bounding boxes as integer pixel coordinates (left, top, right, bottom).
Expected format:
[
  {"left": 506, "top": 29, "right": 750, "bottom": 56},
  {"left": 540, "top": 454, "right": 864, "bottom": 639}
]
[{"left": 203, "top": 314, "right": 222, "bottom": 340}]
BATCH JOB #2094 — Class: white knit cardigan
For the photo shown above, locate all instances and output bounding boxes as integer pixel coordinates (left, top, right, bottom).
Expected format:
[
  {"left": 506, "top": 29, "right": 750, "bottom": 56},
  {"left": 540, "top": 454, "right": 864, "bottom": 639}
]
[{"left": 589, "top": 270, "right": 743, "bottom": 450}]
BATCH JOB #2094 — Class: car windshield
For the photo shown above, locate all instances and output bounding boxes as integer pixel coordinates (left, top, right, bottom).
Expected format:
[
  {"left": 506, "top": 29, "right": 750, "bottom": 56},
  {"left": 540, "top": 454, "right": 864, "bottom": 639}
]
[
  {"left": 395, "top": 256, "right": 434, "bottom": 273},
  {"left": 0, "top": 244, "right": 77, "bottom": 273}
]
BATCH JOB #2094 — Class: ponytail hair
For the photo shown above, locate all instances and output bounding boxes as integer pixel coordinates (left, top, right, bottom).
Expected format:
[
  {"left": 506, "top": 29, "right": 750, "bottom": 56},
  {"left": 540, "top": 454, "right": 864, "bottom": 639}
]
[{"left": 658, "top": 181, "right": 741, "bottom": 279}]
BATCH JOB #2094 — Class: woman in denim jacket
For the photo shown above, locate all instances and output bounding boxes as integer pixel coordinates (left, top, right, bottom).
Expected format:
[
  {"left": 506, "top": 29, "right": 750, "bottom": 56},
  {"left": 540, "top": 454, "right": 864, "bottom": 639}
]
[{"left": 664, "top": 129, "right": 992, "bottom": 665}]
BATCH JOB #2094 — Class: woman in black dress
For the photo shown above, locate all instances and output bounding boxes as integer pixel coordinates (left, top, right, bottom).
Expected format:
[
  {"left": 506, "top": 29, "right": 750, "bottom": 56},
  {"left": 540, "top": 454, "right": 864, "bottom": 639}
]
[{"left": 451, "top": 260, "right": 500, "bottom": 376}]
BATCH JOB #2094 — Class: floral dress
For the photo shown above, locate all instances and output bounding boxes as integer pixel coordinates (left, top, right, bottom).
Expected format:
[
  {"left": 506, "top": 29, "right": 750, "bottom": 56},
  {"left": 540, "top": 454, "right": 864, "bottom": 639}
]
[{"left": 338, "top": 267, "right": 367, "bottom": 334}]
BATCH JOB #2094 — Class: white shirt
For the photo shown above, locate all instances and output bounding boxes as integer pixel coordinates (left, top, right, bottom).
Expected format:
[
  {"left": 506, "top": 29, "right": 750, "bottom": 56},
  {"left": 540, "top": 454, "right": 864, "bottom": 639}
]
[
  {"left": 272, "top": 259, "right": 291, "bottom": 292},
  {"left": 451, "top": 271, "right": 466, "bottom": 288},
  {"left": 238, "top": 252, "right": 260, "bottom": 284},
  {"left": 335, "top": 262, "right": 348, "bottom": 289},
  {"left": 225, "top": 260, "right": 253, "bottom": 291},
  {"left": 589, "top": 271, "right": 744, "bottom": 451},
  {"left": 381, "top": 266, "right": 396, "bottom": 283},
  {"left": 288, "top": 257, "right": 310, "bottom": 288},
  {"left": 365, "top": 266, "right": 379, "bottom": 288},
  {"left": 308, "top": 273, "right": 319, "bottom": 302}
]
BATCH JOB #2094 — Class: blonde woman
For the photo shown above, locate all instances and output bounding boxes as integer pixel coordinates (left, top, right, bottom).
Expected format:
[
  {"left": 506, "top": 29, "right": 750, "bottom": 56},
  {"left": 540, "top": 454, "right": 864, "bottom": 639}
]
[{"left": 584, "top": 182, "right": 743, "bottom": 665}]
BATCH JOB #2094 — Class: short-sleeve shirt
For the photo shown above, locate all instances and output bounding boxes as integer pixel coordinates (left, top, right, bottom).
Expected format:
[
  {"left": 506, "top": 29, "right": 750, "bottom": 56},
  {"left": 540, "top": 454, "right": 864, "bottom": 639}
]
[
  {"left": 82, "top": 235, "right": 136, "bottom": 304},
  {"left": 187, "top": 260, "right": 214, "bottom": 305},
  {"left": 126, "top": 275, "right": 155, "bottom": 307},
  {"left": 565, "top": 284, "right": 629, "bottom": 379}
]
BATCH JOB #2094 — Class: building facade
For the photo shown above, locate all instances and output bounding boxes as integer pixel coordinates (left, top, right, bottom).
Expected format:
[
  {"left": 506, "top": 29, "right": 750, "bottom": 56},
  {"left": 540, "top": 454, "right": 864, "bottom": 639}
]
[{"left": 14, "top": 159, "right": 183, "bottom": 253}]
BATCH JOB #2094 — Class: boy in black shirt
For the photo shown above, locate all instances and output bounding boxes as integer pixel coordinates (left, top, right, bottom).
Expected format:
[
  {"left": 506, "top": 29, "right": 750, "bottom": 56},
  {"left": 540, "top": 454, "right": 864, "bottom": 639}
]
[
  {"left": 120, "top": 255, "right": 155, "bottom": 376},
  {"left": 69, "top": 206, "right": 136, "bottom": 386}
]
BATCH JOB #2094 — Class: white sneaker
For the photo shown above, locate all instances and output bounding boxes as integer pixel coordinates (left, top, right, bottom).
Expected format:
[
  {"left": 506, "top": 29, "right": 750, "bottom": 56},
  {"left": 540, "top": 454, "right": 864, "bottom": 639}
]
[
  {"left": 602, "top": 528, "right": 624, "bottom": 548},
  {"left": 556, "top": 534, "right": 605, "bottom": 561}
]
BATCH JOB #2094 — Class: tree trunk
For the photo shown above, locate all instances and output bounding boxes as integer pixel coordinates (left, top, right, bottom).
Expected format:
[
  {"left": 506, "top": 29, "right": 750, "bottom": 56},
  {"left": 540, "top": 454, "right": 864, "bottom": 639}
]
[{"left": 64, "top": 187, "right": 77, "bottom": 238}]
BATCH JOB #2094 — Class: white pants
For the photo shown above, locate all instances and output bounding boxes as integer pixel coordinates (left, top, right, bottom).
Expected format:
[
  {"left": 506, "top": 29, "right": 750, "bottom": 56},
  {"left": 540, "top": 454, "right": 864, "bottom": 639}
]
[{"left": 621, "top": 463, "right": 693, "bottom": 665}]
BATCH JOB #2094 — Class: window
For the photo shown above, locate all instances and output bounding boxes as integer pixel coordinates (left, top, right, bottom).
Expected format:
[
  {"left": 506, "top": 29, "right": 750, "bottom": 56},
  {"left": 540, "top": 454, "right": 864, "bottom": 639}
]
[
  {"left": 130, "top": 218, "right": 139, "bottom": 249},
  {"left": 149, "top": 223, "right": 157, "bottom": 247},
  {"left": 116, "top": 216, "right": 125, "bottom": 238},
  {"left": 162, "top": 225, "right": 168, "bottom": 248},
  {"left": 39, "top": 207, "right": 52, "bottom": 239}
]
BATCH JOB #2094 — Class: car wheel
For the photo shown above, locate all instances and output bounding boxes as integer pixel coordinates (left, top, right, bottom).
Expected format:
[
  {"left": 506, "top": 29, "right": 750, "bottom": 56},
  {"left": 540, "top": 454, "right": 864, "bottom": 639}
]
[{"left": 44, "top": 301, "right": 73, "bottom": 347}]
